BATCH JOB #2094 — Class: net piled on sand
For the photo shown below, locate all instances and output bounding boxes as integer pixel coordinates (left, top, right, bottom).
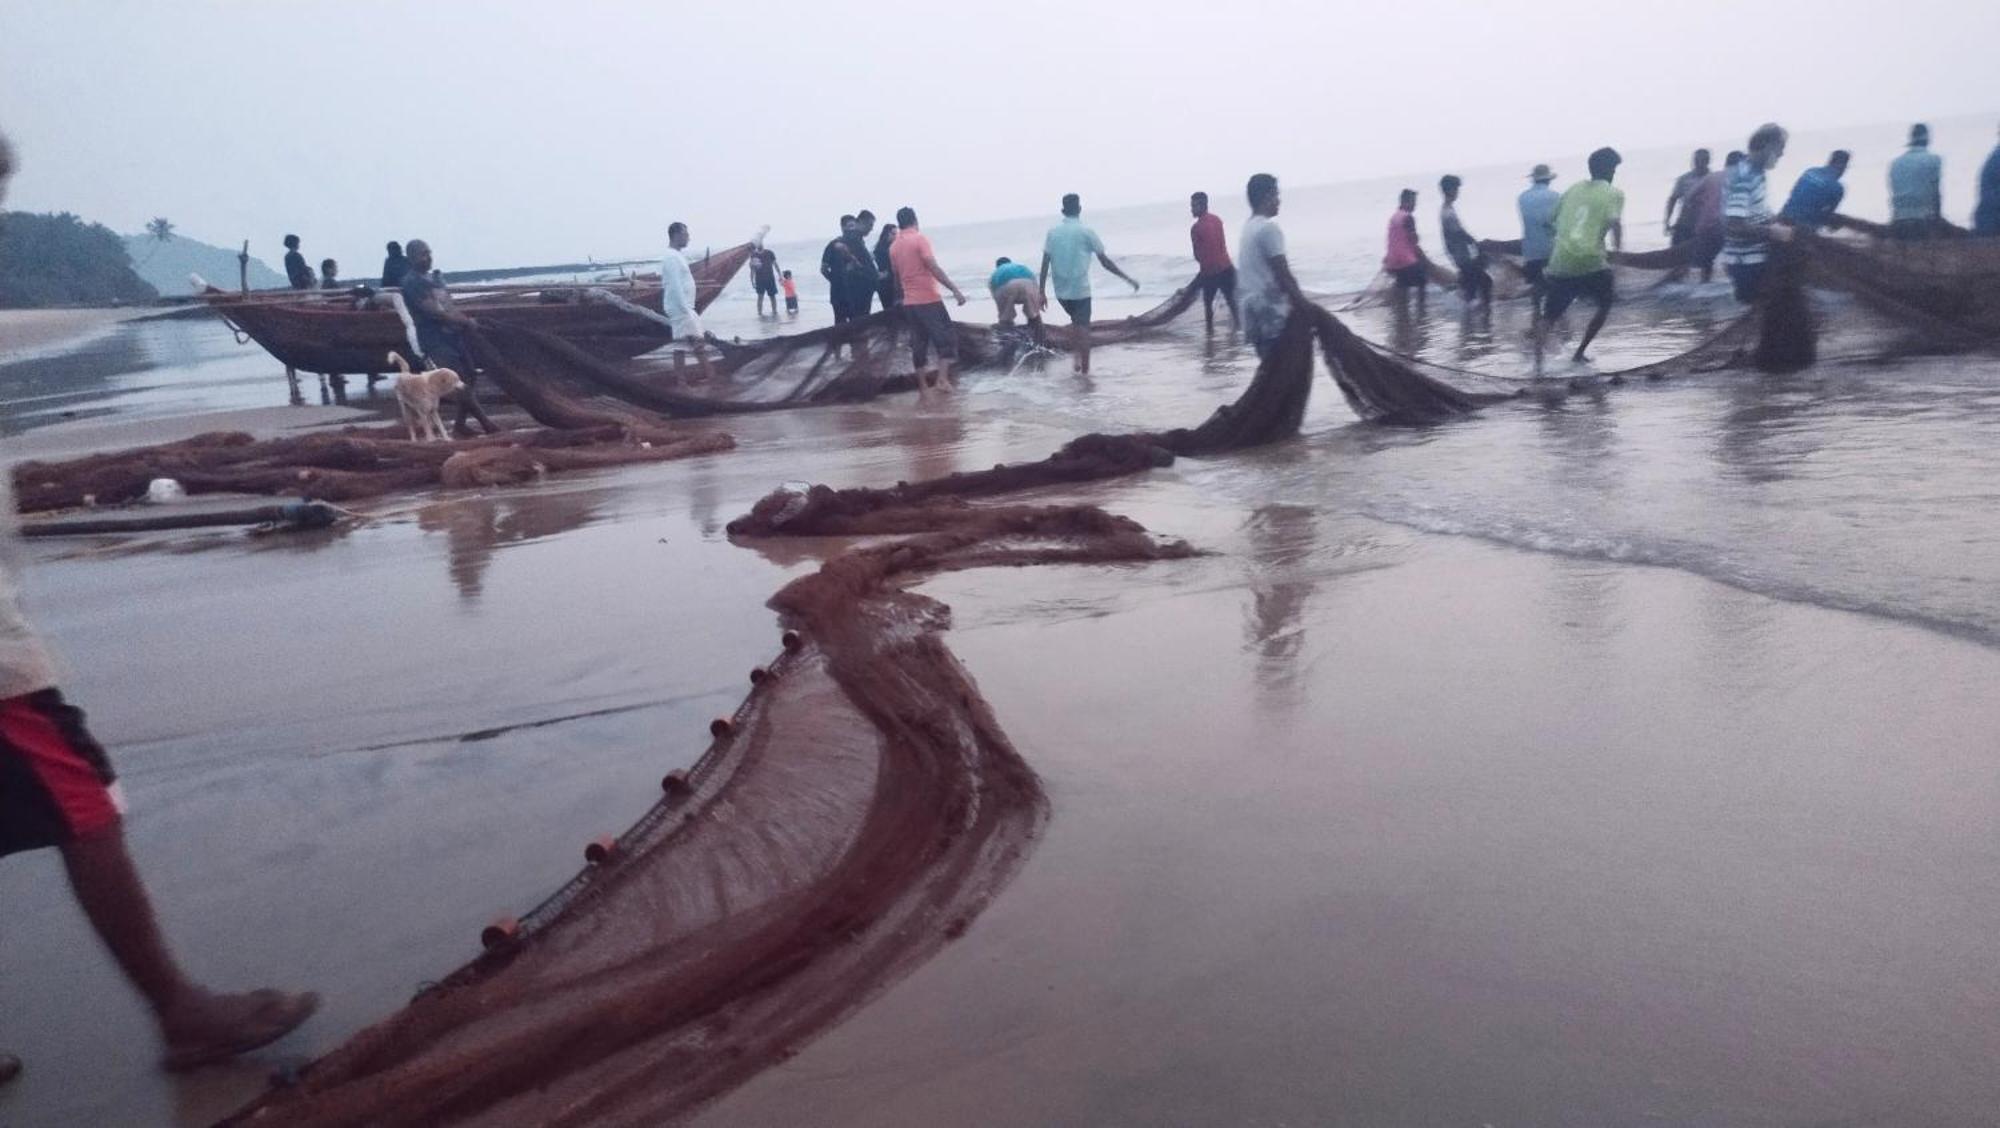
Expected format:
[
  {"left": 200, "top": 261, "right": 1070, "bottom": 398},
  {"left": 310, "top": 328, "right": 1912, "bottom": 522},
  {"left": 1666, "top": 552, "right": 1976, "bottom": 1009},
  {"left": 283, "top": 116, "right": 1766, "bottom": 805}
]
[
  {"left": 9, "top": 424, "right": 733, "bottom": 515},
  {"left": 223, "top": 475, "right": 1194, "bottom": 1128}
]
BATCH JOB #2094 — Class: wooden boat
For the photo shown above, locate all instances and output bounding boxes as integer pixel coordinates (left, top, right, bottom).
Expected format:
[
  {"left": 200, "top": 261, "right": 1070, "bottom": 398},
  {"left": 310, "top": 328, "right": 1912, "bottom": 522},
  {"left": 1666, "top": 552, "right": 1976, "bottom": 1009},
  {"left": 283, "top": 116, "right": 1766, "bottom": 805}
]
[{"left": 200, "top": 240, "right": 756, "bottom": 378}]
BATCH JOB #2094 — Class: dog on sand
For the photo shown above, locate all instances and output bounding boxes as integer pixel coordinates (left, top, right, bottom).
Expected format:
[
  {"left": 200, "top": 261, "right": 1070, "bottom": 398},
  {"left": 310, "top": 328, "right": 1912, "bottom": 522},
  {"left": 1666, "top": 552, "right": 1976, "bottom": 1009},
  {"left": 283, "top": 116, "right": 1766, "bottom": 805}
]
[{"left": 389, "top": 352, "right": 465, "bottom": 442}]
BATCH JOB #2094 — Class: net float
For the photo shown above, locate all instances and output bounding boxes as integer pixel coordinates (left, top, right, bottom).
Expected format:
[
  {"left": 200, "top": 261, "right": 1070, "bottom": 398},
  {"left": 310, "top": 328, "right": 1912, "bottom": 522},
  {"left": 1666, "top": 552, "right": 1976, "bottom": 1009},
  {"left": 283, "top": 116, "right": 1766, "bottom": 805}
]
[
  {"left": 709, "top": 717, "right": 734, "bottom": 738},
  {"left": 480, "top": 917, "right": 520, "bottom": 950},
  {"left": 585, "top": 836, "right": 617, "bottom": 865},
  {"left": 749, "top": 666, "right": 770, "bottom": 685},
  {"left": 661, "top": 770, "right": 692, "bottom": 795},
  {"left": 781, "top": 630, "right": 803, "bottom": 651}
]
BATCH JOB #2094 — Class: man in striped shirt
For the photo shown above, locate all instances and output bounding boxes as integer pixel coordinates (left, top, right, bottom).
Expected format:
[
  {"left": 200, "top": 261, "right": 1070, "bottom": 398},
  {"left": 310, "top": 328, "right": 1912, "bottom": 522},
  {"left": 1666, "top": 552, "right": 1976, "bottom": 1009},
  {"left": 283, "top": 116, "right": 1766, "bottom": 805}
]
[{"left": 1722, "top": 123, "right": 1791, "bottom": 303}]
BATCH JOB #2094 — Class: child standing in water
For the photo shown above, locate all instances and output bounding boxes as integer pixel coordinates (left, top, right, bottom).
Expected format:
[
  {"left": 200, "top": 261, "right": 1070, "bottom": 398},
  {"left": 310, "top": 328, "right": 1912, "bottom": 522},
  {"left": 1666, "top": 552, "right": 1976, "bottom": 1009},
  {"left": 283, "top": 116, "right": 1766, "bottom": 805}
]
[{"left": 780, "top": 270, "right": 799, "bottom": 315}]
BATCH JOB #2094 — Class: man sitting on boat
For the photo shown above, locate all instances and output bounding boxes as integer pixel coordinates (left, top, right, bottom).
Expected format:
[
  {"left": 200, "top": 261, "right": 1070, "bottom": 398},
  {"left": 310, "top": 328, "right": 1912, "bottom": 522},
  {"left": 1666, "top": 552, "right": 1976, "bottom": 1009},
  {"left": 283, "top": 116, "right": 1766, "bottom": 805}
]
[{"left": 399, "top": 240, "right": 499, "bottom": 437}]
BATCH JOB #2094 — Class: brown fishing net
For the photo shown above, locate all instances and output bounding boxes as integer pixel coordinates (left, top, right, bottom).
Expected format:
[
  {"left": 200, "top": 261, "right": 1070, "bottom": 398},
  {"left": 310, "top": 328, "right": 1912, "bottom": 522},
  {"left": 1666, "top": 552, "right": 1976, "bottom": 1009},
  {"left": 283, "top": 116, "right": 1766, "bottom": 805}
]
[
  {"left": 9, "top": 418, "right": 732, "bottom": 516},
  {"left": 220, "top": 291, "right": 1519, "bottom": 1125},
  {"left": 224, "top": 484, "right": 1194, "bottom": 1128}
]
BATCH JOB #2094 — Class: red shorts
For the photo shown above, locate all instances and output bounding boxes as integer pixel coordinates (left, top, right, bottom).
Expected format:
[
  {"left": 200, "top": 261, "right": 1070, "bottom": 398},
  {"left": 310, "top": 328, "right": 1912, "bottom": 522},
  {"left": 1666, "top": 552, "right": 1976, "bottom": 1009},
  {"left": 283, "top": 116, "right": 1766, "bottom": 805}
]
[{"left": 0, "top": 688, "right": 121, "bottom": 857}]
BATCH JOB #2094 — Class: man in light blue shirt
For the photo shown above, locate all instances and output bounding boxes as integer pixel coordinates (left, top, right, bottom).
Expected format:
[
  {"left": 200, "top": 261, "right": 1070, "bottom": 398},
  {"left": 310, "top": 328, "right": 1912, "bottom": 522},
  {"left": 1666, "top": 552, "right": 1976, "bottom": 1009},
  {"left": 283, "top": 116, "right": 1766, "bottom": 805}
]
[
  {"left": 1038, "top": 193, "right": 1137, "bottom": 375},
  {"left": 1888, "top": 122, "right": 1944, "bottom": 240},
  {"left": 1516, "top": 163, "right": 1561, "bottom": 314}
]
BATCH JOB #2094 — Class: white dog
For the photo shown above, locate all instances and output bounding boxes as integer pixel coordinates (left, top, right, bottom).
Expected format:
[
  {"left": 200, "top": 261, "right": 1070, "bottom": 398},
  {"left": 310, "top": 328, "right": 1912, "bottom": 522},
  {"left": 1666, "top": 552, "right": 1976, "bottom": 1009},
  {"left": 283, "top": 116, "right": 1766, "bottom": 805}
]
[{"left": 389, "top": 352, "right": 465, "bottom": 442}]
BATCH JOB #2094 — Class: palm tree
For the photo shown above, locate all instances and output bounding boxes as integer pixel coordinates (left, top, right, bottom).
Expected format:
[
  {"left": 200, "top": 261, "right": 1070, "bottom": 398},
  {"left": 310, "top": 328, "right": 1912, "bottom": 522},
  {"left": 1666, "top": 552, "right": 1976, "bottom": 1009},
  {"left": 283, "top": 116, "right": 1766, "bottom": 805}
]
[{"left": 146, "top": 217, "right": 174, "bottom": 242}]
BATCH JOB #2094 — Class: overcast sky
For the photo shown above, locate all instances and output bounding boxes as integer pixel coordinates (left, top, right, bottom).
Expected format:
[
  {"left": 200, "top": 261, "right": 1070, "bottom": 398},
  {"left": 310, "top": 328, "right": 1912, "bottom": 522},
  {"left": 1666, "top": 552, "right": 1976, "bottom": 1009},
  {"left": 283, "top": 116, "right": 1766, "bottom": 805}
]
[{"left": 3, "top": 0, "right": 1996, "bottom": 270}]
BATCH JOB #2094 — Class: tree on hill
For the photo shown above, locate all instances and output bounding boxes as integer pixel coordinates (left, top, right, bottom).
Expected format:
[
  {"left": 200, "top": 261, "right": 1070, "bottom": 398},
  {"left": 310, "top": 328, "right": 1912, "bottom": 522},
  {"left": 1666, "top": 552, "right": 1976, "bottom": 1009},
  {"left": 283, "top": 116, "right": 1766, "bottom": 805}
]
[
  {"left": 0, "top": 210, "right": 159, "bottom": 308},
  {"left": 146, "top": 217, "right": 175, "bottom": 242}
]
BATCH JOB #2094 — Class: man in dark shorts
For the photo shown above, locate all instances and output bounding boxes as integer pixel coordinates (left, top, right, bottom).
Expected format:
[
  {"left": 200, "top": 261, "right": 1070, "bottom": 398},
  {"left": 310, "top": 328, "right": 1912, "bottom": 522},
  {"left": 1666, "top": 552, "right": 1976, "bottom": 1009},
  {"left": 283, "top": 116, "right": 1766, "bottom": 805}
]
[
  {"left": 1517, "top": 163, "right": 1561, "bottom": 315},
  {"left": 749, "top": 245, "right": 781, "bottom": 317},
  {"left": 1539, "top": 146, "right": 1626, "bottom": 363},
  {"left": 1664, "top": 149, "right": 1711, "bottom": 248},
  {"left": 1039, "top": 193, "right": 1138, "bottom": 375},
  {"left": 1189, "top": 191, "right": 1238, "bottom": 331},
  {"left": 1438, "top": 174, "right": 1493, "bottom": 307},
  {"left": 886, "top": 205, "right": 969, "bottom": 405},
  {"left": 400, "top": 240, "right": 499, "bottom": 436},
  {"left": 0, "top": 137, "right": 317, "bottom": 1083}
]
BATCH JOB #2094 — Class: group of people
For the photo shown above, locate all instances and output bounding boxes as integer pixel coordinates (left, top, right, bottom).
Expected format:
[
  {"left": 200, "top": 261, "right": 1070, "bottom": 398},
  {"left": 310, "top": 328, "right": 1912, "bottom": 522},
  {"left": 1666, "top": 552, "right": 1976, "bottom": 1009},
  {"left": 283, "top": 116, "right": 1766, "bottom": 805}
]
[
  {"left": 282, "top": 235, "right": 428, "bottom": 293},
  {"left": 1373, "top": 120, "right": 2000, "bottom": 364}
]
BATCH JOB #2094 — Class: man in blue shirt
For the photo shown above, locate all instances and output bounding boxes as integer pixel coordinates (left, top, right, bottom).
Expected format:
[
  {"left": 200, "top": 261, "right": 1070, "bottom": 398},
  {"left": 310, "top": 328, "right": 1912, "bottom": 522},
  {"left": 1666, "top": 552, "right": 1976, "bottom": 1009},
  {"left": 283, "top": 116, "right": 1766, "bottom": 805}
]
[
  {"left": 1516, "top": 163, "right": 1561, "bottom": 314},
  {"left": 1888, "top": 123, "right": 1944, "bottom": 240},
  {"left": 1780, "top": 150, "right": 1849, "bottom": 231},
  {"left": 1038, "top": 193, "right": 1138, "bottom": 375},
  {"left": 988, "top": 256, "right": 1045, "bottom": 344},
  {"left": 1974, "top": 123, "right": 2000, "bottom": 236}
]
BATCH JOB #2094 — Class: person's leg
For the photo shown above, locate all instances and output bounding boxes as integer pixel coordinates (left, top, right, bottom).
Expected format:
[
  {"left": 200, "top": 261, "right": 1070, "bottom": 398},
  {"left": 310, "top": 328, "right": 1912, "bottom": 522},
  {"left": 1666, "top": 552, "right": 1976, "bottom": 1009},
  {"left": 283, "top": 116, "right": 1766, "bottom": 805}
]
[
  {"left": 456, "top": 371, "right": 499, "bottom": 435},
  {"left": 1221, "top": 268, "right": 1239, "bottom": 326},
  {"left": 1075, "top": 299, "right": 1091, "bottom": 374},
  {"left": 1573, "top": 272, "right": 1614, "bottom": 361},
  {"left": 1537, "top": 275, "right": 1580, "bottom": 363},
  {"left": 3, "top": 690, "right": 316, "bottom": 1069},
  {"left": 1200, "top": 276, "right": 1217, "bottom": 332},
  {"left": 909, "top": 308, "right": 934, "bottom": 402}
]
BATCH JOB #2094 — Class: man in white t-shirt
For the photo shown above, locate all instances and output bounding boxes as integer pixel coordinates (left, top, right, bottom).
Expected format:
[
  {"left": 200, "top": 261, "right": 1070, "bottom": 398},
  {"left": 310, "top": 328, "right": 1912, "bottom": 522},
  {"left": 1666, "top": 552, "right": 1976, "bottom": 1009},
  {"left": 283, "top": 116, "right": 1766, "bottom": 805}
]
[{"left": 1236, "top": 172, "right": 1310, "bottom": 359}]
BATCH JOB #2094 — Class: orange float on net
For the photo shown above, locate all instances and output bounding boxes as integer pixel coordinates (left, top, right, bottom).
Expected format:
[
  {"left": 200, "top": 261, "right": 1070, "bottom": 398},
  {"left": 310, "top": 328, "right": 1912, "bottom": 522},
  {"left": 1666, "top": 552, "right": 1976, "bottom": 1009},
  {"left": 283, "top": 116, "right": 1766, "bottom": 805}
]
[
  {"left": 749, "top": 666, "right": 770, "bottom": 685},
  {"left": 585, "top": 836, "right": 618, "bottom": 865},
  {"left": 709, "top": 716, "right": 735, "bottom": 738},
  {"left": 480, "top": 917, "right": 521, "bottom": 950},
  {"left": 661, "top": 769, "right": 692, "bottom": 795},
  {"left": 781, "top": 630, "right": 803, "bottom": 652}
]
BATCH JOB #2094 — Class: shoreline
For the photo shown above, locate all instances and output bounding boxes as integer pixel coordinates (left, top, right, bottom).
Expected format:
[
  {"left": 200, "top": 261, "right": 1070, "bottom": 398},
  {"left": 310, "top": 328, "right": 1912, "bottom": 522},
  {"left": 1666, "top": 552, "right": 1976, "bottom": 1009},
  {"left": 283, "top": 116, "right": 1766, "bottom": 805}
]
[{"left": 0, "top": 307, "right": 153, "bottom": 366}]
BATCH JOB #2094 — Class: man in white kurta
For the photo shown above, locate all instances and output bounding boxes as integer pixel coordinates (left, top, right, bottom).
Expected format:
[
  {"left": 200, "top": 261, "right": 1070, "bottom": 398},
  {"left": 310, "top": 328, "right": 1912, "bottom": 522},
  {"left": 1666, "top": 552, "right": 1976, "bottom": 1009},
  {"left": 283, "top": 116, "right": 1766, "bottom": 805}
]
[{"left": 661, "top": 222, "right": 714, "bottom": 379}]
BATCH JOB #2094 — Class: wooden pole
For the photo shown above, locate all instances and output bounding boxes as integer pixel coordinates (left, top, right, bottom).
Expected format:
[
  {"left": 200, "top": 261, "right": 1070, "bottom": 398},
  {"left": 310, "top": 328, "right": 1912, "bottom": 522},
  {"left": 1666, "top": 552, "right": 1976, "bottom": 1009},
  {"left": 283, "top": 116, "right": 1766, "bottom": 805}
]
[{"left": 238, "top": 240, "right": 250, "bottom": 294}]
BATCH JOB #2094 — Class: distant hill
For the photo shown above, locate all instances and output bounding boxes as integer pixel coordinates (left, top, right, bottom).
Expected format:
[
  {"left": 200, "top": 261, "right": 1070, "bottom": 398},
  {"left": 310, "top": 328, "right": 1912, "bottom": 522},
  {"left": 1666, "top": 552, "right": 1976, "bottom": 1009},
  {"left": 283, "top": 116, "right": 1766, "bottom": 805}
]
[
  {"left": 0, "top": 210, "right": 157, "bottom": 308},
  {"left": 123, "top": 232, "right": 285, "bottom": 296}
]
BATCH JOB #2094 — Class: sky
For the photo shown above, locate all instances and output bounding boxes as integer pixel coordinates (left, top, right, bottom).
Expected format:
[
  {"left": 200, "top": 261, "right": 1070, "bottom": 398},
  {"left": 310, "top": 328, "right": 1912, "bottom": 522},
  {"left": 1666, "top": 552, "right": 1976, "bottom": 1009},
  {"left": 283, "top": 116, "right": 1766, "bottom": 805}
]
[{"left": 2, "top": 0, "right": 1996, "bottom": 272}]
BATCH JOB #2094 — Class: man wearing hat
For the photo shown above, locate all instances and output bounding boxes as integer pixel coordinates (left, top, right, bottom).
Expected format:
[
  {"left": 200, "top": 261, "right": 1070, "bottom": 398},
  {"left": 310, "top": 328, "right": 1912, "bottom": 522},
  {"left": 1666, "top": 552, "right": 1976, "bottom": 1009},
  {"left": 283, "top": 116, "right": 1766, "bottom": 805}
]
[{"left": 1517, "top": 163, "right": 1561, "bottom": 315}]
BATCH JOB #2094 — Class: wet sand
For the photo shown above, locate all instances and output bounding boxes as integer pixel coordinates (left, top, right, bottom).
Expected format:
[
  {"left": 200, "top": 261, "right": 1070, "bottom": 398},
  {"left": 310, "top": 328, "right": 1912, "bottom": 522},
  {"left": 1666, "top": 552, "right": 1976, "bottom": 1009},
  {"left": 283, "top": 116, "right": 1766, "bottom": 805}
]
[{"left": 4, "top": 301, "right": 2000, "bottom": 1124}]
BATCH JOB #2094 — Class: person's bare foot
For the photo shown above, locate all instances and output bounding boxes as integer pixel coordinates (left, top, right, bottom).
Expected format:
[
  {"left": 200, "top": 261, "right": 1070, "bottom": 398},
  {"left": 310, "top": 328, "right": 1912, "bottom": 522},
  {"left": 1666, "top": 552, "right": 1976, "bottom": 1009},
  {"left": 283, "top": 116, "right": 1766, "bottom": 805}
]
[{"left": 159, "top": 988, "right": 319, "bottom": 1072}]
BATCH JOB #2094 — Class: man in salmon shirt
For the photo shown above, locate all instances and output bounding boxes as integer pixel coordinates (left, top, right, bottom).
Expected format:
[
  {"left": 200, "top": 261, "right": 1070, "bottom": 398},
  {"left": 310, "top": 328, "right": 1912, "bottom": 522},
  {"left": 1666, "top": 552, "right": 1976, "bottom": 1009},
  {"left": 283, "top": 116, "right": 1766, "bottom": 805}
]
[
  {"left": 1189, "top": 191, "right": 1238, "bottom": 332},
  {"left": 886, "top": 205, "right": 969, "bottom": 405},
  {"left": 1383, "top": 188, "right": 1431, "bottom": 307}
]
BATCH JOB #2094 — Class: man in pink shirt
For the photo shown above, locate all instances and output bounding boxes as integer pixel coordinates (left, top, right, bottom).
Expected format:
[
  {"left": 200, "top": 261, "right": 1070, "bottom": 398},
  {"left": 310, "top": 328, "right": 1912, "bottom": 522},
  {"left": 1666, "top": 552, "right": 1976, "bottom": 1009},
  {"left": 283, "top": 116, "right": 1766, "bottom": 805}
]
[
  {"left": 1383, "top": 188, "right": 1431, "bottom": 305},
  {"left": 1189, "top": 191, "right": 1238, "bottom": 332},
  {"left": 886, "top": 205, "right": 969, "bottom": 405}
]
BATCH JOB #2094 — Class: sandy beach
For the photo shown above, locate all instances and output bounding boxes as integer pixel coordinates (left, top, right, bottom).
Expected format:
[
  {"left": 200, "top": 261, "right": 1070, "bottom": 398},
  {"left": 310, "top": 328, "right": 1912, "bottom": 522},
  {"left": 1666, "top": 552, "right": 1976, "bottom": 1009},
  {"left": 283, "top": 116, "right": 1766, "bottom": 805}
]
[{"left": 4, "top": 214, "right": 2000, "bottom": 1126}]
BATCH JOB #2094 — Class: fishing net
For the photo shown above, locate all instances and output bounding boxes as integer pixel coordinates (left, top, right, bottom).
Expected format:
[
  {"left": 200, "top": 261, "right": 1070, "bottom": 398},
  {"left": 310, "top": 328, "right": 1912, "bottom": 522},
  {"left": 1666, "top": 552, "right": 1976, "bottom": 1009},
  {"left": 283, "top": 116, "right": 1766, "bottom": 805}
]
[
  {"left": 10, "top": 423, "right": 732, "bottom": 516},
  {"left": 221, "top": 291, "right": 1527, "bottom": 1125},
  {"left": 601, "top": 279, "right": 1206, "bottom": 414},
  {"left": 224, "top": 489, "right": 1193, "bottom": 1128}
]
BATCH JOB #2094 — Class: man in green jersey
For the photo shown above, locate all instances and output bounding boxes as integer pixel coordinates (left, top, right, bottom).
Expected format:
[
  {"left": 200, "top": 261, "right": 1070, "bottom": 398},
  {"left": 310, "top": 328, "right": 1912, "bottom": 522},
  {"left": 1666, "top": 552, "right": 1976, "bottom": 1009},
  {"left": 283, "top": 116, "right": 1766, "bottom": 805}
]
[{"left": 1538, "top": 146, "right": 1625, "bottom": 364}]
